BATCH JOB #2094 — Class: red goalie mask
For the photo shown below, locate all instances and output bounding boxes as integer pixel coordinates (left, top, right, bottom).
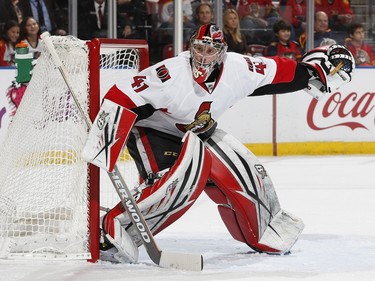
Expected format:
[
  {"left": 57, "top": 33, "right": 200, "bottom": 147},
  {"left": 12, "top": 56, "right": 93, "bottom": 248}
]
[{"left": 190, "top": 24, "right": 227, "bottom": 83}]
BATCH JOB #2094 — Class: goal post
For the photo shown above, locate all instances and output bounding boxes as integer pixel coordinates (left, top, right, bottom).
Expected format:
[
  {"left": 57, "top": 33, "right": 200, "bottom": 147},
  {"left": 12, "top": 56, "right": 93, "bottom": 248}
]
[
  {"left": 87, "top": 38, "right": 148, "bottom": 262},
  {"left": 0, "top": 36, "right": 148, "bottom": 262}
]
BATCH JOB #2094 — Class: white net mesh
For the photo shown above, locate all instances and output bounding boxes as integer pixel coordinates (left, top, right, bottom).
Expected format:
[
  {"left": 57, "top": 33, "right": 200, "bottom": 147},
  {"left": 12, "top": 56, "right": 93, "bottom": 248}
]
[
  {"left": 0, "top": 36, "right": 90, "bottom": 259},
  {"left": 98, "top": 44, "right": 140, "bottom": 211},
  {"left": 0, "top": 36, "right": 143, "bottom": 260}
]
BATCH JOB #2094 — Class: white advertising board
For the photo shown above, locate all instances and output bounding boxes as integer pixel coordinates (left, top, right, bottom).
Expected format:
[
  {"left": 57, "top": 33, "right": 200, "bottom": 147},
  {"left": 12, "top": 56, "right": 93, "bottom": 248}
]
[{"left": 218, "top": 68, "right": 375, "bottom": 143}]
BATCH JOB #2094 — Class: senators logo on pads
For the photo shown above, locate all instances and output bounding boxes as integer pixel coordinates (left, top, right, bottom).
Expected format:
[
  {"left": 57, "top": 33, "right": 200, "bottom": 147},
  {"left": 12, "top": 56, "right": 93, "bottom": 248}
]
[{"left": 156, "top": 65, "right": 171, "bottom": 83}]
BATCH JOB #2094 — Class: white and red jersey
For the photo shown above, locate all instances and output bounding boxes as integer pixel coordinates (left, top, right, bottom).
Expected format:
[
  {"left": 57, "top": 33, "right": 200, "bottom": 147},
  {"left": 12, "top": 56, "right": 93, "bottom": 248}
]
[{"left": 107, "top": 51, "right": 309, "bottom": 138}]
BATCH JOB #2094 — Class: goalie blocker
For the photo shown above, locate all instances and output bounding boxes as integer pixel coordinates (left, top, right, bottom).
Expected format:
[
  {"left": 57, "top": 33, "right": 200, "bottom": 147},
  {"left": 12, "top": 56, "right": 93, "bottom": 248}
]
[{"left": 81, "top": 95, "right": 137, "bottom": 172}]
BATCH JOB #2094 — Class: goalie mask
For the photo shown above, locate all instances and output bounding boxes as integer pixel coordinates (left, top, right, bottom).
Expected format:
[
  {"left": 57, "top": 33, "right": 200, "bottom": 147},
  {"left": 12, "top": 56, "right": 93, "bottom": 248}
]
[{"left": 190, "top": 24, "right": 228, "bottom": 83}]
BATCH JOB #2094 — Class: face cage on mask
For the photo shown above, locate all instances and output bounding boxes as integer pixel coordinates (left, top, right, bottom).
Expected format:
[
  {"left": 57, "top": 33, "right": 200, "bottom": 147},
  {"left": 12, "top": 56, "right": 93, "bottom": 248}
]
[{"left": 190, "top": 39, "right": 226, "bottom": 81}]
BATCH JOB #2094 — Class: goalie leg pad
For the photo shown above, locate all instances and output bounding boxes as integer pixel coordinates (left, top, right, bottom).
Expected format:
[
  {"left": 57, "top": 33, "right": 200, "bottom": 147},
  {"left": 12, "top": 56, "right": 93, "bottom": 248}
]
[
  {"left": 105, "top": 131, "right": 212, "bottom": 245},
  {"left": 81, "top": 93, "right": 137, "bottom": 172},
  {"left": 204, "top": 129, "right": 304, "bottom": 254},
  {"left": 258, "top": 209, "right": 304, "bottom": 254}
]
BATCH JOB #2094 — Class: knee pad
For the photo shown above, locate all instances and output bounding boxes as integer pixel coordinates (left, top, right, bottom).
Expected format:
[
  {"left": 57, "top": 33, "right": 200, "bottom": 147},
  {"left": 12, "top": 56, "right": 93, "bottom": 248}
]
[{"left": 105, "top": 131, "right": 211, "bottom": 245}]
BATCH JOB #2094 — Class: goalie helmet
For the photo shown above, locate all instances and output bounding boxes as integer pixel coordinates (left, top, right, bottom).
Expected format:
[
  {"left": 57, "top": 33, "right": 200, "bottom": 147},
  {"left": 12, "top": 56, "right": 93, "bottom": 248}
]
[{"left": 190, "top": 24, "right": 228, "bottom": 83}]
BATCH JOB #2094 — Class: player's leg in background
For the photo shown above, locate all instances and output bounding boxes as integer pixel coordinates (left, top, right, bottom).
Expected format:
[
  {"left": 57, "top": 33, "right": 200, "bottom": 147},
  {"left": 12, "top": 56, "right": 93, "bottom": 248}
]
[{"left": 204, "top": 129, "right": 304, "bottom": 254}]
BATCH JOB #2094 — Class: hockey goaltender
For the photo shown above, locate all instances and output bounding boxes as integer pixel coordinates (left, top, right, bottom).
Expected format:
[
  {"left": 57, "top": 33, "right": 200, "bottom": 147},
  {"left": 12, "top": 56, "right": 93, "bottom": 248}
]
[{"left": 81, "top": 24, "right": 355, "bottom": 264}]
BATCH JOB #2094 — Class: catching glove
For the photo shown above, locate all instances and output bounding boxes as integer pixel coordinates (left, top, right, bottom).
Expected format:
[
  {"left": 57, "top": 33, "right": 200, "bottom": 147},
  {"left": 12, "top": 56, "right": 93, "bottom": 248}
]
[{"left": 301, "top": 44, "right": 355, "bottom": 100}]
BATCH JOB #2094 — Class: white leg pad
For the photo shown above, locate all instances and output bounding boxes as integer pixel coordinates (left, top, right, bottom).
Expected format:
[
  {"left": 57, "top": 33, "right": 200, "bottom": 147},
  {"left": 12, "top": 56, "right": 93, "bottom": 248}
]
[
  {"left": 259, "top": 209, "right": 305, "bottom": 254},
  {"left": 113, "top": 131, "right": 211, "bottom": 245}
]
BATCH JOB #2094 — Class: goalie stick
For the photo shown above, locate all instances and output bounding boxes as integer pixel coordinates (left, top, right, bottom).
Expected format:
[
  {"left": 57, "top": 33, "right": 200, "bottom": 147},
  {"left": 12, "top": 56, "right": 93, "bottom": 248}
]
[{"left": 40, "top": 32, "right": 203, "bottom": 271}]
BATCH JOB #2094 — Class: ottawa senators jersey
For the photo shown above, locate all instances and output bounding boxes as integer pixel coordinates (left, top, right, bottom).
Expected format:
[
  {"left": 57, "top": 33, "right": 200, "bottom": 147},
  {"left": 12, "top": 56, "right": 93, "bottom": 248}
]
[{"left": 108, "top": 51, "right": 309, "bottom": 138}]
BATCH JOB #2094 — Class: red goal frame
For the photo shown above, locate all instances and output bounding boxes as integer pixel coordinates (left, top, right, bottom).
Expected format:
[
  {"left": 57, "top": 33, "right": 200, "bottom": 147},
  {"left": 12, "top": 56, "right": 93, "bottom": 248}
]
[{"left": 86, "top": 38, "right": 149, "bottom": 262}]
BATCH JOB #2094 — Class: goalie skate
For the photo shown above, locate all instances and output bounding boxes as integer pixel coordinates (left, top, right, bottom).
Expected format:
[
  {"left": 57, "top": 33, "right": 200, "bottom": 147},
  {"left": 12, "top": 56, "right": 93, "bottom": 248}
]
[{"left": 100, "top": 217, "right": 138, "bottom": 264}]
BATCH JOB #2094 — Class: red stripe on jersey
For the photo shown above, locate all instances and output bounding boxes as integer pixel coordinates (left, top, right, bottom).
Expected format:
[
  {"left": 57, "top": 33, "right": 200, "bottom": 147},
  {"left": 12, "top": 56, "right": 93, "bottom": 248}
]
[
  {"left": 271, "top": 57, "right": 298, "bottom": 84},
  {"left": 104, "top": 85, "right": 137, "bottom": 109},
  {"left": 138, "top": 127, "right": 160, "bottom": 174}
]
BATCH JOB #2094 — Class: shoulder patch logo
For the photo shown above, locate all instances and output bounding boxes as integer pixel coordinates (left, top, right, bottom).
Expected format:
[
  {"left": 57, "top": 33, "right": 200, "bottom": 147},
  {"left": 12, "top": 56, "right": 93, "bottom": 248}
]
[{"left": 156, "top": 64, "right": 171, "bottom": 83}]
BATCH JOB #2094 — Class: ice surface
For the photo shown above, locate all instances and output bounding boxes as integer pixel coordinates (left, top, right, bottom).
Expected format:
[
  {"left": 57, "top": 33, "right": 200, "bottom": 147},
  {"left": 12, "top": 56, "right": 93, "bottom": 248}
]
[{"left": 1, "top": 155, "right": 374, "bottom": 281}]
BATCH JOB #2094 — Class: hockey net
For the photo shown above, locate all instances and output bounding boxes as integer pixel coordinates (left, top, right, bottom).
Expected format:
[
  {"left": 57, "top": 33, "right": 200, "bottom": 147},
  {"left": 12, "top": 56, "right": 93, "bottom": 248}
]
[{"left": 0, "top": 36, "right": 148, "bottom": 261}]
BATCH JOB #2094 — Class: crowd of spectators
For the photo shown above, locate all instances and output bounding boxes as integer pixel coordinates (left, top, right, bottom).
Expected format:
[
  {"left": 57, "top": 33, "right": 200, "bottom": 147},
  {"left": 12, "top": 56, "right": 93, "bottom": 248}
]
[{"left": 0, "top": 0, "right": 374, "bottom": 66}]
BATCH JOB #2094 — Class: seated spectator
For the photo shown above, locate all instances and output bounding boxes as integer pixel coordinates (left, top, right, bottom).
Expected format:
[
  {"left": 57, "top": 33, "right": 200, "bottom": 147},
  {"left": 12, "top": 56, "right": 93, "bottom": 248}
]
[
  {"left": 299, "top": 11, "right": 337, "bottom": 50},
  {"left": 223, "top": 8, "right": 248, "bottom": 54},
  {"left": 0, "top": 0, "right": 25, "bottom": 25},
  {"left": 0, "top": 20, "right": 20, "bottom": 66},
  {"left": 239, "top": 0, "right": 280, "bottom": 45},
  {"left": 20, "top": 16, "right": 42, "bottom": 59},
  {"left": 192, "top": 0, "right": 213, "bottom": 16},
  {"left": 158, "top": 0, "right": 196, "bottom": 43},
  {"left": 265, "top": 19, "right": 303, "bottom": 61},
  {"left": 278, "top": 0, "right": 306, "bottom": 39},
  {"left": 345, "top": 23, "right": 375, "bottom": 67},
  {"left": 18, "top": 0, "right": 66, "bottom": 35},
  {"left": 224, "top": 0, "right": 239, "bottom": 10},
  {"left": 315, "top": 0, "right": 353, "bottom": 31},
  {"left": 194, "top": 2, "right": 214, "bottom": 26},
  {"left": 119, "top": 20, "right": 143, "bottom": 39},
  {"left": 78, "top": 0, "right": 111, "bottom": 39},
  {"left": 184, "top": 2, "right": 214, "bottom": 50},
  {"left": 238, "top": 0, "right": 280, "bottom": 27},
  {"left": 117, "top": 0, "right": 145, "bottom": 25},
  {"left": 117, "top": 1, "right": 153, "bottom": 41}
]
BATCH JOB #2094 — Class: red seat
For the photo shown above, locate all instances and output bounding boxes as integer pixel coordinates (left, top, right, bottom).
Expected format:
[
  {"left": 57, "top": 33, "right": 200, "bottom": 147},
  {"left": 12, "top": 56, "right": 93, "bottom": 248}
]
[
  {"left": 247, "top": 44, "right": 267, "bottom": 57},
  {"left": 162, "top": 43, "right": 187, "bottom": 60},
  {"left": 162, "top": 44, "right": 174, "bottom": 60}
]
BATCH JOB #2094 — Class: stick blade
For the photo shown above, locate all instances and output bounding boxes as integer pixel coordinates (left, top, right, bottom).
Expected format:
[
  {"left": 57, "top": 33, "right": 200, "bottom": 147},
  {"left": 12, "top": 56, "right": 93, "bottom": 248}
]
[{"left": 159, "top": 251, "right": 203, "bottom": 271}]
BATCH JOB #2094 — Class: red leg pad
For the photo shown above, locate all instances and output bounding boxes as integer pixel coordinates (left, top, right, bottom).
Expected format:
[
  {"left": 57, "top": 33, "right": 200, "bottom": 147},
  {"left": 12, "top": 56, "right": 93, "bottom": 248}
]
[
  {"left": 217, "top": 205, "right": 246, "bottom": 243},
  {"left": 204, "top": 183, "right": 228, "bottom": 205}
]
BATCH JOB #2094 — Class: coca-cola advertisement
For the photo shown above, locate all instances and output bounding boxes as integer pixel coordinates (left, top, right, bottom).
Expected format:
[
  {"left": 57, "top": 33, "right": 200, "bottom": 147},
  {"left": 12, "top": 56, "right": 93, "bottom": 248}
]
[
  {"left": 276, "top": 69, "right": 374, "bottom": 143},
  {"left": 307, "top": 91, "right": 374, "bottom": 132}
]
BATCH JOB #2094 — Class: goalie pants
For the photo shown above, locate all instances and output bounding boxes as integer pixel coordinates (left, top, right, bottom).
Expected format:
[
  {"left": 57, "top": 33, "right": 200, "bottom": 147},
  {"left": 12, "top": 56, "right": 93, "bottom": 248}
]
[{"left": 105, "top": 126, "right": 301, "bottom": 253}]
